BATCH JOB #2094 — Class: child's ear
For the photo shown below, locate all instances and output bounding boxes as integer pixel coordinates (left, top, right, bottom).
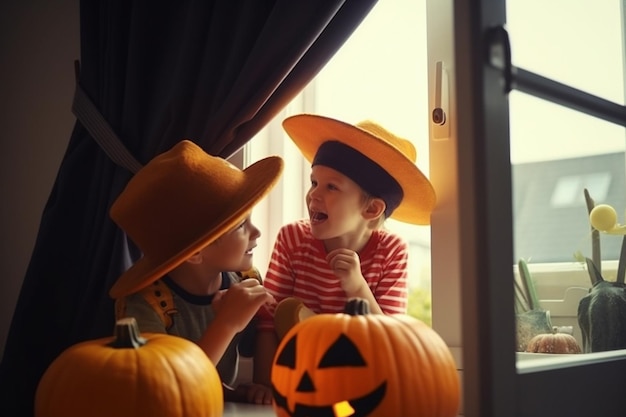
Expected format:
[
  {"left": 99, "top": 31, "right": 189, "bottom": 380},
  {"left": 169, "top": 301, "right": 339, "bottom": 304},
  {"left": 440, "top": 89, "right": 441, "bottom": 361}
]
[
  {"left": 363, "top": 198, "right": 386, "bottom": 220},
  {"left": 186, "top": 252, "right": 203, "bottom": 264}
]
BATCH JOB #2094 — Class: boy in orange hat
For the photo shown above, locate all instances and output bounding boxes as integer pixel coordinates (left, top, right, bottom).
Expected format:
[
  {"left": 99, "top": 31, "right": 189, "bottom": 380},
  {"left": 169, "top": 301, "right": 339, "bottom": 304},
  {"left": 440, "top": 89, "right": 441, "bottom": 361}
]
[
  {"left": 109, "top": 140, "right": 283, "bottom": 404},
  {"left": 254, "top": 114, "right": 436, "bottom": 386}
]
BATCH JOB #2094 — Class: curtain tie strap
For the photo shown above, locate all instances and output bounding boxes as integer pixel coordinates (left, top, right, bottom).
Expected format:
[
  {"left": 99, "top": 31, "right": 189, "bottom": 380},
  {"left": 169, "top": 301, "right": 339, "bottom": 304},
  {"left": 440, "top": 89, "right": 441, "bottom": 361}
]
[{"left": 71, "top": 61, "right": 143, "bottom": 174}]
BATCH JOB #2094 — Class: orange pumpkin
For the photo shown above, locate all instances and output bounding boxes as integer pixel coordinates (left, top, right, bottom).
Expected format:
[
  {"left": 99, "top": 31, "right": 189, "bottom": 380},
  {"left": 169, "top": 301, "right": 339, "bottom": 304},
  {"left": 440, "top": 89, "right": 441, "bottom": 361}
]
[
  {"left": 271, "top": 299, "right": 460, "bottom": 417},
  {"left": 525, "top": 330, "right": 582, "bottom": 354},
  {"left": 35, "top": 317, "right": 223, "bottom": 417}
]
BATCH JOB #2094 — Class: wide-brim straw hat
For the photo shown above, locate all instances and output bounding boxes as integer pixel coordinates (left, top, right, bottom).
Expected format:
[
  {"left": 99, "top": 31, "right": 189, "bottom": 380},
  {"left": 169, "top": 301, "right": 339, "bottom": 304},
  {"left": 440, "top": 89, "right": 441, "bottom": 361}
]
[
  {"left": 282, "top": 114, "right": 436, "bottom": 225},
  {"left": 109, "top": 140, "right": 283, "bottom": 299}
]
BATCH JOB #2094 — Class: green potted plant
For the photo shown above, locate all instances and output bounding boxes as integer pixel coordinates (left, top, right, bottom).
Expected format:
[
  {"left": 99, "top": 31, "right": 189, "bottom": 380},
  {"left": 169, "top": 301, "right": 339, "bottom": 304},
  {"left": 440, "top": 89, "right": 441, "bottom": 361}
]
[
  {"left": 577, "top": 188, "right": 626, "bottom": 353},
  {"left": 515, "top": 258, "right": 553, "bottom": 352}
]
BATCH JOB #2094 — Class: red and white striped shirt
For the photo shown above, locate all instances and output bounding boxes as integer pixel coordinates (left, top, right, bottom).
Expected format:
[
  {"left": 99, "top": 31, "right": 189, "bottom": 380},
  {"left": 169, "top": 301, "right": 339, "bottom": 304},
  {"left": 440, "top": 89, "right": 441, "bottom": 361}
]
[{"left": 258, "top": 219, "right": 408, "bottom": 331}]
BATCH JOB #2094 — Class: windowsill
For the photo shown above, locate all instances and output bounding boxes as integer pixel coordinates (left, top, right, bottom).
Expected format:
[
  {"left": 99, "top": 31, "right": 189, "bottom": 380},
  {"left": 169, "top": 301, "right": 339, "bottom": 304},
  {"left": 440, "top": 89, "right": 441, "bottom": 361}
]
[
  {"left": 447, "top": 260, "right": 621, "bottom": 416},
  {"left": 521, "top": 260, "right": 616, "bottom": 300},
  {"left": 516, "top": 349, "right": 626, "bottom": 373},
  {"left": 516, "top": 260, "right": 618, "bottom": 349}
]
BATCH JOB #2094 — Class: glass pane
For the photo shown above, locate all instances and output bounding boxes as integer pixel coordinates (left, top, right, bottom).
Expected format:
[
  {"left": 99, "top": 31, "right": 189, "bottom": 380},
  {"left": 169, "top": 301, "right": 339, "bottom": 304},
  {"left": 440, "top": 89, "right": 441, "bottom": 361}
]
[
  {"left": 507, "top": 0, "right": 626, "bottom": 359},
  {"left": 511, "top": 91, "right": 626, "bottom": 265},
  {"left": 506, "top": 0, "right": 625, "bottom": 105},
  {"left": 511, "top": 90, "right": 626, "bottom": 353}
]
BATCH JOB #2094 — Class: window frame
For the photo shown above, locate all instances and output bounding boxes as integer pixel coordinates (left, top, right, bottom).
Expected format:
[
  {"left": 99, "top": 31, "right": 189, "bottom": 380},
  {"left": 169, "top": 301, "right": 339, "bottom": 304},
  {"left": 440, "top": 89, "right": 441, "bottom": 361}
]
[
  {"left": 441, "top": 0, "right": 626, "bottom": 416},
  {"left": 244, "top": 1, "right": 626, "bottom": 415}
]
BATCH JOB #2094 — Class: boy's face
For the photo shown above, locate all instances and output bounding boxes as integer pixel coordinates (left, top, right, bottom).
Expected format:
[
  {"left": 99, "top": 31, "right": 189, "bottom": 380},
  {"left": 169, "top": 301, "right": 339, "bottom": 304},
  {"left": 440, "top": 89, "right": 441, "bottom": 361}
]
[
  {"left": 202, "top": 214, "right": 260, "bottom": 272},
  {"left": 306, "top": 165, "right": 369, "bottom": 240}
]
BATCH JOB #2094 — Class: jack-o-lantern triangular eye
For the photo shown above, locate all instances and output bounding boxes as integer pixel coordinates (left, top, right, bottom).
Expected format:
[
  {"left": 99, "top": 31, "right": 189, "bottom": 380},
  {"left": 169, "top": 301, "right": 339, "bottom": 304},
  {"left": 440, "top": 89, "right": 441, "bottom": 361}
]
[
  {"left": 318, "top": 334, "right": 367, "bottom": 368},
  {"left": 275, "top": 334, "right": 297, "bottom": 369}
]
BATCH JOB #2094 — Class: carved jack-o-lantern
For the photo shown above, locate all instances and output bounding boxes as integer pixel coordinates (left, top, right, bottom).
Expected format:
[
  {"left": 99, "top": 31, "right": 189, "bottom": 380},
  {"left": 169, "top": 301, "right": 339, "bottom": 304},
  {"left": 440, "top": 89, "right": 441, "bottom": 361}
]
[{"left": 271, "top": 299, "right": 460, "bottom": 417}]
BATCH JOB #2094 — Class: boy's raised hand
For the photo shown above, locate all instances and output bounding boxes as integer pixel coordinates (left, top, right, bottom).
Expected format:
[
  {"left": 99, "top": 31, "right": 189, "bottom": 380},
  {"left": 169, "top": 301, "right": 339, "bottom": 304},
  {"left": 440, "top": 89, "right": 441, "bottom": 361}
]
[
  {"left": 326, "top": 248, "right": 366, "bottom": 295},
  {"left": 223, "top": 381, "right": 273, "bottom": 404},
  {"left": 212, "top": 278, "right": 275, "bottom": 333},
  {"left": 199, "top": 279, "right": 275, "bottom": 366},
  {"left": 325, "top": 248, "right": 384, "bottom": 315}
]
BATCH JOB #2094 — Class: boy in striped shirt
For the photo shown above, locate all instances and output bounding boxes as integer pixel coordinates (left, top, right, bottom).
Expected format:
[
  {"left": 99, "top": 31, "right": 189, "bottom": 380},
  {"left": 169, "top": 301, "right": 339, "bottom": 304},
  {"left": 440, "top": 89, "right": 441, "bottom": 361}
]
[{"left": 253, "top": 114, "right": 436, "bottom": 388}]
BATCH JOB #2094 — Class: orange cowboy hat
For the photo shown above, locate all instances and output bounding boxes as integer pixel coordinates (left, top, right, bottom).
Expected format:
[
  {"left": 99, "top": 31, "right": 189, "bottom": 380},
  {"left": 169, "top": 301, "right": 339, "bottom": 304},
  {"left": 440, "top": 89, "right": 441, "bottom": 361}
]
[
  {"left": 282, "top": 114, "right": 436, "bottom": 225},
  {"left": 108, "top": 140, "right": 283, "bottom": 298}
]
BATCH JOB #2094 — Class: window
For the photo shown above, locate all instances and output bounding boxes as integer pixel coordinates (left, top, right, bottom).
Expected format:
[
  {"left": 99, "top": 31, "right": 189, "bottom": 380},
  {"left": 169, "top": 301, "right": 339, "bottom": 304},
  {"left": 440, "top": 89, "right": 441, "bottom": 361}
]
[
  {"left": 245, "top": 0, "right": 626, "bottom": 415},
  {"left": 449, "top": 0, "right": 626, "bottom": 414},
  {"left": 507, "top": 0, "right": 626, "bottom": 351},
  {"left": 508, "top": 0, "right": 626, "bottom": 266},
  {"left": 246, "top": 0, "right": 433, "bottom": 323}
]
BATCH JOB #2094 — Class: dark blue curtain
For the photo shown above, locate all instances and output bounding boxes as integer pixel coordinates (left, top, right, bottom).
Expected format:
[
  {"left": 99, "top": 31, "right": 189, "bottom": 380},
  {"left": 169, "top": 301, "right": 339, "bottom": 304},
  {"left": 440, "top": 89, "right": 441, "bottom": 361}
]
[{"left": 0, "top": 1, "right": 377, "bottom": 415}]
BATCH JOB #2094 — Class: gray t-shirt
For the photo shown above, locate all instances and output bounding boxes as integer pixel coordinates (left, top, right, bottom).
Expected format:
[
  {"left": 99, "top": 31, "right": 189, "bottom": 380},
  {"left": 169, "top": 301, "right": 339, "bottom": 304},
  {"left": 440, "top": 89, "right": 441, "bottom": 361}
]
[{"left": 120, "top": 272, "right": 256, "bottom": 386}]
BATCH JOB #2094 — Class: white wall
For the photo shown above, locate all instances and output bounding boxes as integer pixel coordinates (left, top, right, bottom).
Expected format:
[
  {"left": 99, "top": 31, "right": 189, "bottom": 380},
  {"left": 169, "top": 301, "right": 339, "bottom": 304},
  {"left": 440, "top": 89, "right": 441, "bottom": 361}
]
[{"left": 0, "top": 0, "right": 79, "bottom": 357}]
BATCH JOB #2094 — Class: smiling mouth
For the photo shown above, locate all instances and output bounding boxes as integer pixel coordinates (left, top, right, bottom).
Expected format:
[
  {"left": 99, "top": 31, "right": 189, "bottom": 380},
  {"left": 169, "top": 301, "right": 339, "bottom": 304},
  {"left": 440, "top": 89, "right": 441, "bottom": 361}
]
[
  {"left": 272, "top": 381, "right": 386, "bottom": 417},
  {"left": 245, "top": 246, "right": 256, "bottom": 255},
  {"left": 310, "top": 211, "right": 328, "bottom": 225}
]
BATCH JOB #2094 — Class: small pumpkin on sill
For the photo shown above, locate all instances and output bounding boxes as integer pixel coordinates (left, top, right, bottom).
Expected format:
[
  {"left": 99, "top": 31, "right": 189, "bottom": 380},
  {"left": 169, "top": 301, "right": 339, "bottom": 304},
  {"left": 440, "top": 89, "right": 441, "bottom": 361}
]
[
  {"left": 525, "top": 327, "right": 582, "bottom": 354},
  {"left": 271, "top": 298, "right": 460, "bottom": 417},
  {"left": 35, "top": 317, "right": 223, "bottom": 417}
]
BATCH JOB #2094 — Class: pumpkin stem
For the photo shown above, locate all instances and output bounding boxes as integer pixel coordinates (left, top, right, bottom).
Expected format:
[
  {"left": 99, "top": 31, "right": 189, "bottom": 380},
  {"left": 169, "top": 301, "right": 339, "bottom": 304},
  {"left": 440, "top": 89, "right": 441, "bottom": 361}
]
[
  {"left": 108, "top": 317, "right": 147, "bottom": 349},
  {"left": 344, "top": 298, "right": 370, "bottom": 315}
]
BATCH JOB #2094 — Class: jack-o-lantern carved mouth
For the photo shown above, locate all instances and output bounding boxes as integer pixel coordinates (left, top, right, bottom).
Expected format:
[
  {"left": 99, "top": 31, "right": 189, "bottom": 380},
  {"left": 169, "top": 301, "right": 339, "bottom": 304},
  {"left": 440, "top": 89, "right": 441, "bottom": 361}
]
[
  {"left": 272, "top": 381, "right": 386, "bottom": 417},
  {"left": 272, "top": 333, "right": 387, "bottom": 416}
]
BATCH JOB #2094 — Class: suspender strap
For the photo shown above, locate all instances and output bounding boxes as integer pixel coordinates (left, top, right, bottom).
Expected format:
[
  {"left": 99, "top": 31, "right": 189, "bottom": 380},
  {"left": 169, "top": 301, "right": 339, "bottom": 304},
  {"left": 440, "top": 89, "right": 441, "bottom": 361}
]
[
  {"left": 139, "top": 280, "right": 178, "bottom": 330},
  {"left": 116, "top": 270, "right": 262, "bottom": 331}
]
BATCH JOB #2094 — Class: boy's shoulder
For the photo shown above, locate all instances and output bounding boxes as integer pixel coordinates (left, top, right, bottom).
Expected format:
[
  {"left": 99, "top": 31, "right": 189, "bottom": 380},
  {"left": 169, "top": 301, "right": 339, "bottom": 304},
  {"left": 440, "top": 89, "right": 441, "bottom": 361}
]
[
  {"left": 116, "top": 268, "right": 264, "bottom": 330},
  {"left": 371, "top": 228, "right": 409, "bottom": 249},
  {"left": 277, "top": 220, "right": 325, "bottom": 249},
  {"left": 281, "top": 218, "right": 310, "bottom": 230},
  {"left": 375, "top": 227, "right": 404, "bottom": 239},
  {"left": 279, "top": 219, "right": 313, "bottom": 237},
  {"left": 115, "top": 279, "right": 178, "bottom": 329}
]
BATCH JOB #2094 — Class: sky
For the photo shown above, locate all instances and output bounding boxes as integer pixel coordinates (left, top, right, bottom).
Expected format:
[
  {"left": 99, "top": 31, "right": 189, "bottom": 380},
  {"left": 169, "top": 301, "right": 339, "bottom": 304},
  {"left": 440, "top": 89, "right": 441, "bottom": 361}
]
[{"left": 506, "top": 0, "right": 625, "bottom": 164}]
